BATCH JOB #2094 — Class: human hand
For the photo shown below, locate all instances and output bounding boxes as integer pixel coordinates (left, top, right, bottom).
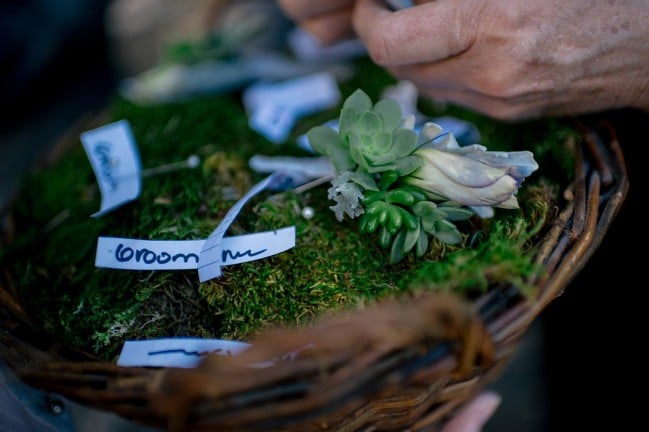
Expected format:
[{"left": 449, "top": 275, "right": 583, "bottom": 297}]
[
  {"left": 353, "top": 0, "right": 649, "bottom": 120},
  {"left": 276, "top": 0, "right": 355, "bottom": 44},
  {"left": 440, "top": 391, "right": 501, "bottom": 432}
]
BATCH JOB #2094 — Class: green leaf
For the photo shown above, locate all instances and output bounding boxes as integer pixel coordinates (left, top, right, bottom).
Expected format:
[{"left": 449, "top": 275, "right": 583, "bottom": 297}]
[
  {"left": 391, "top": 128, "right": 418, "bottom": 157},
  {"left": 307, "top": 125, "right": 342, "bottom": 155},
  {"left": 433, "top": 219, "right": 463, "bottom": 244},
  {"left": 372, "top": 98, "right": 402, "bottom": 131},
  {"left": 438, "top": 206, "right": 474, "bottom": 221},
  {"left": 348, "top": 171, "right": 379, "bottom": 191},
  {"left": 339, "top": 108, "right": 359, "bottom": 137},
  {"left": 365, "top": 200, "right": 386, "bottom": 216},
  {"left": 365, "top": 214, "right": 380, "bottom": 233},
  {"left": 394, "top": 155, "right": 423, "bottom": 176},
  {"left": 387, "top": 205, "right": 403, "bottom": 234},
  {"left": 363, "top": 190, "right": 384, "bottom": 204},
  {"left": 389, "top": 229, "right": 407, "bottom": 264},
  {"left": 327, "top": 144, "right": 356, "bottom": 172},
  {"left": 367, "top": 163, "right": 397, "bottom": 174},
  {"left": 379, "top": 171, "right": 399, "bottom": 190},
  {"left": 385, "top": 189, "right": 415, "bottom": 206},
  {"left": 378, "top": 225, "right": 392, "bottom": 248},
  {"left": 365, "top": 133, "right": 394, "bottom": 164},
  {"left": 343, "top": 89, "right": 373, "bottom": 112},
  {"left": 357, "top": 111, "right": 383, "bottom": 135},
  {"left": 378, "top": 208, "right": 389, "bottom": 224},
  {"left": 416, "top": 228, "right": 429, "bottom": 257},
  {"left": 348, "top": 132, "right": 369, "bottom": 170},
  {"left": 397, "top": 207, "right": 419, "bottom": 231},
  {"left": 403, "top": 223, "right": 420, "bottom": 254},
  {"left": 412, "top": 201, "right": 438, "bottom": 218}
]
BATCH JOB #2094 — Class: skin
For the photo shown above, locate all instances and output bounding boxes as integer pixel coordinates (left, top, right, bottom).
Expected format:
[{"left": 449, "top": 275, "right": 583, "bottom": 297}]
[
  {"left": 277, "top": 0, "right": 649, "bottom": 120},
  {"left": 440, "top": 392, "right": 502, "bottom": 432},
  {"left": 276, "top": 0, "right": 355, "bottom": 44}
]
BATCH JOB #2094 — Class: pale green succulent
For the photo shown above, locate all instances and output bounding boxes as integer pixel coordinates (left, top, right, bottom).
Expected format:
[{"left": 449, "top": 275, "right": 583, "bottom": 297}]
[{"left": 306, "top": 89, "right": 538, "bottom": 264}]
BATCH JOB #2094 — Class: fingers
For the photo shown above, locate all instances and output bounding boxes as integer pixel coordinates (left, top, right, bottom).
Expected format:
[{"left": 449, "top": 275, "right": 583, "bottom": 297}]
[
  {"left": 419, "top": 87, "right": 546, "bottom": 121},
  {"left": 353, "top": 0, "right": 477, "bottom": 66},
  {"left": 276, "top": 0, "right": 355, "bottom": 44},
  {"left": 301, "top": 8, "right": 356, "bottom": 44},
  {"left": 276, "top": 0, "right": 354, "bottom": 21},
  {"left": 440, "top": 391, "right": 501, "bottom": 432}
]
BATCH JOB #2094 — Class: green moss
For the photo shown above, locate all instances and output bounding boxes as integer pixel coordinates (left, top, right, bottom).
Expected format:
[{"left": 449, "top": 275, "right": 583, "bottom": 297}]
[{"left": 1, "top": 60, "right": 577, "bottom": 360}]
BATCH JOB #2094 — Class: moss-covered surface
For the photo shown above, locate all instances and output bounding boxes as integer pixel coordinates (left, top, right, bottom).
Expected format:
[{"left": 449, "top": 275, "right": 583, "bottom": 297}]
[{"left": 1, "top": 58, "right": 578, "bottom": 361}]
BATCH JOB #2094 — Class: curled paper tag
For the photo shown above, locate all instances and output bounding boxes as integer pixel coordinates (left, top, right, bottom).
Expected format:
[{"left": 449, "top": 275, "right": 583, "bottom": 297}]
[
  {"left": 242, "top": 72, "right": 341, "bottom": 144},
  {"left": 117, "top": 338, "right": 305, "bottom": 369},
  {"left": 95, "top": 227, "right": 295, "bottom": 271},
  {"left": 81, "top": 120, "right": 142, "bottom": 217},
  {"left": 117, "top": 338, "right": 251, "bottom": 368},
  {"left": 198, "top": 174, "right": 281, "bottom": 282}
]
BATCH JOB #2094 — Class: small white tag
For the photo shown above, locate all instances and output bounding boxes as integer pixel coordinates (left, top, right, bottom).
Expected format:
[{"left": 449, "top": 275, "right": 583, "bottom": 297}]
[
  {"left": 286, "top": 28, "right": 367, "bottom": 62},
  {"left": 81, "top": 120, "right": 142, "bottom": 217},
  {"left": 95, "top": 227, "right": 295, "bottom": 271},
  {"left": 198, "top": 174, "right": 280, "bottom": 282},
  {"left": 117, "top": 338, "right": 251, "bottom": 368},
  {"left": 117, "top": 338, "right": 304, "bottom": 368},
  {"left": 243, "top": 72, "right": 341, "bottom": 143},
  {"left": 248, "top": 104, "right": 297, "bottom": 144}
]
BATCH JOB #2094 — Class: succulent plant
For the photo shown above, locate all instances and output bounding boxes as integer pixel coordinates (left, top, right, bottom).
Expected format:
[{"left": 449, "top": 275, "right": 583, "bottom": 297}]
[{"left": 307, "top": 89, "right": 538, "bottom": 263}]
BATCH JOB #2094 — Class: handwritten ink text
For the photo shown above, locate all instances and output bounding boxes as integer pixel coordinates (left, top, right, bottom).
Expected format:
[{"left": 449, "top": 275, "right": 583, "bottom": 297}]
[
  {"left": 115, "top": 244, "right": 199, "bottom": 265},
  {"left": 94, "top": 142, "right": 118, "bottom": 192}
]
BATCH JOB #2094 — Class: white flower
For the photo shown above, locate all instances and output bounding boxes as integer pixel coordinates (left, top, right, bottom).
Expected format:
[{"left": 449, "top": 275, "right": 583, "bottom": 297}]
[{"left": 405, "top": 122, "right": 538, "bottom": 217}]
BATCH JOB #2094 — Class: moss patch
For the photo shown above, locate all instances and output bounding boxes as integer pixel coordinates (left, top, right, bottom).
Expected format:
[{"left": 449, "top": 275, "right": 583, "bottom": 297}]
[{"left": 1, "top": 59, "right": 577, "bottom": 361}]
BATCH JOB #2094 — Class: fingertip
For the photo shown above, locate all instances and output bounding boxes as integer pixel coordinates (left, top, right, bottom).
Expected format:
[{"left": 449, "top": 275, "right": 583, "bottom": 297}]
[
  {"left": 470, "top": 391, "right": 502, "bottom": 425},
  {"left": 440, "top": 391, "right": 502, "bottom": 432}
]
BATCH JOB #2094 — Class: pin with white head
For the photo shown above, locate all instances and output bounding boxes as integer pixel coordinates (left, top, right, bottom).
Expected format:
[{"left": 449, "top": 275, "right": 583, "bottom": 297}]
[{"left": 141, "top": 155, "right": 201, "bottom": 178}]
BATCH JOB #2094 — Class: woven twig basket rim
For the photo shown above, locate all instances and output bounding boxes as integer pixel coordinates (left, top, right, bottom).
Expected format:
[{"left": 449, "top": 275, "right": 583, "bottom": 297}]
[{"left": 0, "top": 115, "right": 629, "bottom": 431}]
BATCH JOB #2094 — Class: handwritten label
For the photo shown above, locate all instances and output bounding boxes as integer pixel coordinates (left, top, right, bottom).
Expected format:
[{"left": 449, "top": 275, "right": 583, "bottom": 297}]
[
  {"left": 199, "top": 174, "right": 279, "bottom": 282},
  {"left": 248, "top": 103, "right": 296, "bottom": 144},
  {"left": 242, "top": 72, "right": 341, "bottom": 144},
  {"left": 117, "top": 338, "right": 251, "bottom": 368},
  {"left": 117, "top": 338, "right": 306, "bottom": 368},
  {"left": 81, "top": 120, "right": 142, "bottom": 217},
  {"left": 95, "top": 227, "right": 295, "bottom": 271}
]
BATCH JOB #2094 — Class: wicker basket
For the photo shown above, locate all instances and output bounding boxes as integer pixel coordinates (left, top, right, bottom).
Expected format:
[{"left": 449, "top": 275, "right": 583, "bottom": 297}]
[{"left": 0, "top": 116, "right": 628, "bottom": 432}]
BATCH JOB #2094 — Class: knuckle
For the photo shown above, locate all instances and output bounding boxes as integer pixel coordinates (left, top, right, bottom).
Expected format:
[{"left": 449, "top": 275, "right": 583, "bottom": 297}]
[{"left": 363, "top": 27, "right": 394, "bottom": 65}]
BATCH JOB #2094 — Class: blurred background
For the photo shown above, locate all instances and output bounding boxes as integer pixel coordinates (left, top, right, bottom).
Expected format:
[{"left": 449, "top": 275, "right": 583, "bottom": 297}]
[{"left": 1, "top": 1, "right": 641, "bottom": 431}]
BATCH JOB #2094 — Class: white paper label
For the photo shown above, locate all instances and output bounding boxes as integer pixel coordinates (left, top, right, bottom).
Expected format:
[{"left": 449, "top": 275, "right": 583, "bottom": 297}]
[
  {"left": 287, "top": 27, "right": 367, "bottom": 62},
  {"left": 117, "top": 338, "right": 251, "bottom": 368},
  {"left": 198, "top": 174, "right": 279, "bottom": 282},
  {"left": 81, "top": 120, "right": 142, "bottom": 217},
  {"left": 248, "top": 103, "right": 297, "bottom": 144},
  {"left": 243, "top": 72, "right": 341, "bottom": 144},
  {"left": 117, "top": 338, "right": 304, "bottom": 368},
  {"left": 95, "top": 227, "right": 295, "bottom": 271}
]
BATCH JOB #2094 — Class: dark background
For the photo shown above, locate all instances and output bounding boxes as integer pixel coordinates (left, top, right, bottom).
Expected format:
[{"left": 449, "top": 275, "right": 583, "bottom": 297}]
[{"left": 1, "top": 1, "right": 643, "bottom": 430}]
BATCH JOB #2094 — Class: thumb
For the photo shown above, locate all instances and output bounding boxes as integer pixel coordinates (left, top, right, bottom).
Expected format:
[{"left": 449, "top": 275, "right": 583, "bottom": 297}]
[{"left": 353, "top": 0, "right": 475, "bottom": 66}]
